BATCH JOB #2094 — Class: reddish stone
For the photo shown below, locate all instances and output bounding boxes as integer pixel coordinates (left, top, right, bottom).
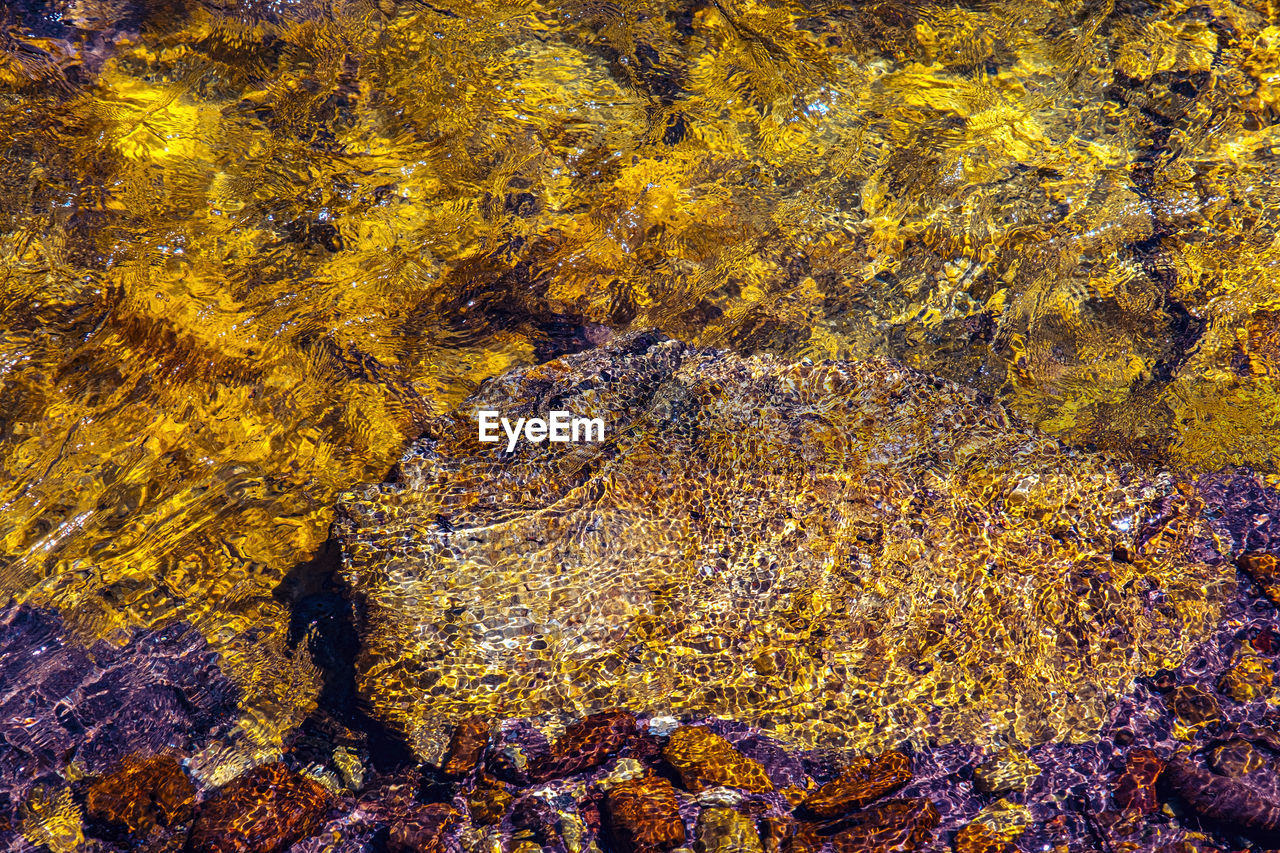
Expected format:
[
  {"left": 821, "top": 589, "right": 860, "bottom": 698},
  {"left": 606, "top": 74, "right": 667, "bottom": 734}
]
[
  {"left": 388, "top": 803, "right": 459, "bottom": 853},
  {"left": 952, "top": 822, "right": 1016, "bottom": 853},
  {"left": 1113, "top": 749, "right": 1163, "bottom": 815},
  {"left": 84, "top": 754, "right": 195, "bottom": 837},
  {"left": 801, "top": 752, "right": 911, "bottom": 818},
  {"left": 442, "top": 717, "right": 490, "bottom": 777},
  {"left": 534, "top": 709, "right": 638, "bottom": 779},
  {"left": 1253, "top": 625, "right": 1280, "bottom": 654},
  {"left": 187, "top": 762, "right": 331, "bottom": 853},
  {"left": 827, "top": 798, "right": 940, "bottom": 853},
  {"left": 605, "top": 776, "right": 687, "bottom": 853}
]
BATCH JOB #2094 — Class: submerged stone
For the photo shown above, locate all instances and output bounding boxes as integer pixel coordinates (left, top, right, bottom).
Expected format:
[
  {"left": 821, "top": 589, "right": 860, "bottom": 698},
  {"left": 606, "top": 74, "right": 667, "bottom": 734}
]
[
  {"left": 695, "top": 807, "right": 765, "bottom": 853},
  {"left": 1162, "top": 756, "right": 1280, "bottom": 831},
  {"left": 1206, "top": 740, "right": 1266, "bottom": 778},
  {"left": 800, "top": 751, "right": 911, "bottom": 817},
  {"left": 1238, "top": 552, "right": 1280, "bottom": 604},
  {"left": 972, "top": 749, "right": 1039, "bottom": 796},
  {"left": 387, "top": 803, "right": 459, "bottom": 853},
  {"left": 83, "top": 754, "right": 194, "bottom": 839},
  {"left": 534, "top": 709, "right": 638, "bottom": 780},
  {"left": 443, "top": 717, "right": 491, "bottom": 778},
  {"left": 603, "top": 776, "right": 686, "bottom": 853},
  {"left": 1218, "top": 654, "right": 1274, "bottom": 703},
  {"left": 1112, "top": 749, "right": 1163, "bottom": 815},
  {"left": 187, "top": 763, "right": 331, "bottom": 853},
  {"left": 335, "top": 333, "right": 1234, "bottom": 758},
  {"left": 663, "top": 727, "right": 774, "bottom": 794},
  {"left": 951, "top": 822, "right": 1017, "bottom": 853},
  {"left": 826, "top": 798, "right": 940, "bottom": 853},
  {"left": 1164, "top": 685, "right": 1221, "bottom": 729}
]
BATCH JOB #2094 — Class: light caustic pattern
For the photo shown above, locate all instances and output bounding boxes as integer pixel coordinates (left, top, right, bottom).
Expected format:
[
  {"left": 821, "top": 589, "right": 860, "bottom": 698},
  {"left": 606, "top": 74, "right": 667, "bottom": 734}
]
[
  {"left": 337, "top": 334, "right": 1232, "bottom": 759},
  {"left": 0, "top": 0, "right": 1276, "bottom": 757}
]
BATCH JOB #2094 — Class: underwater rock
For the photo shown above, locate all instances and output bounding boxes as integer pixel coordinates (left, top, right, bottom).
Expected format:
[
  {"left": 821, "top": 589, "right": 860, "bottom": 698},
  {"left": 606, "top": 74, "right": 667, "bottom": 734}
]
[
  {"left": 335, "top": 332, "right": 1234, "bottom": 758},
  {"left": 1218, "top": 653, "right": 1274, "bottom": 702},
  {"left": 83, "top": 754, "right": 194, "bottom": 839},
  {"left": 465, "top": 777, "right": 514, "bottom": 826},
  {"left": 663, "top": 726, "right": 775, "bottom": 794},
  {"left": 0, "top": 603, "right": 237, "bottom": 810},
  {"left": 951, "top": 822, "right": 1016, "bottom": 853},
  {"left": 695, "top": 807, "right": 765, "bottom": 853},
  {"left": 603, "top": 776, "right": 686, "bottom": 853},
  {"left": 1239, "top": 552, "right": 1280, "bottom": 606},
  {"left": 800, "top": 752, "right": 911, "bottom": 817},
  {"left": 486, "top": 720, "right": 551, "bottom": 785},
  {"left": 1162, "top": 755, "right": 1280, "bottom": 832},
  {"left": 534, "top": 709, "right": 638, "bottom": 780},
  {"left": 971, "top": 750, "right": 1039, "bottom": 796},
  {"left": 443, "top": 717, "right": 491, "bottom": 777},
  {"left": 1112, "top": 749, "right": 1163, "bottom": 815},
  {"left": 187, "top": 762, "right": 332, "bottom": 853},
  {"left": 1207, "top": 740, "right": 1266, "bottom": 777},
  {"left": 1164, "top": 685, "right": 1221, "bottom": 729},
  {"left": 825, "top": 798, "right": 940, "bottom": 853},
  {"left": 387, "top": 803, "right": 459, "bottom": 853}
]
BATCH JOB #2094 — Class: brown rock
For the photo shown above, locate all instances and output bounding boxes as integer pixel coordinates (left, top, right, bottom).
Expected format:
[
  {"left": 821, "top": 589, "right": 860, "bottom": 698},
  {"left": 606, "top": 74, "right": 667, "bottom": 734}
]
[
  {"left": 443, "top": 717, "right": 490, "bottom": 777},
  {"left": 827, "top": 798, "right": 940, "bottom": 853},
  {"left": 695, "top": 807, "right": 764, "bottom": 853},
  {"left": 663, "top": 727, "right": 773, "bottom": 794},
  {"left": 187, "top": 763, "right": 331, "bottom": 853},
  {"left": 84, "top": 754, "right": 194, "bottom": 837},
  {"left": 761, "top": 816, "right": 797, "bottom": 853},
  {"left": 1163, "top": 756, "right": 1280, "bottom": 831},
  {"left": 1207, "top": 739, "right": 1267, "bottom": 777},
  {"left": 534, "top": 710, "right": 638, "bottom": 780},
  {"left": 952, "top": 822, "right": 1016, "bottom": 853},
  {"left": 1219, "top": 655, "right": 1274, "bottom": 702},
  {"left": 387, "top": 803, "right": 459, "bottom": 853},
  {"left": 1113, "top": 749, "right": 1163, "bottom": 815},
  {"left": 1164, "top": 685, "right": 1221, "bottom": 728},
  {"left": 604, "top": 776, "right": 687, "bottom": 853},
  {"left": 1239, "top": 552, "right": 1280, "bottom": 604},
  {"left": 465, "top": 777, "right": 513, "bottom": 826},
  {"left": 801, "top": 752, "right": 911, "bottom": 818},
  {"left": 782, "top": 824, "right": 824, "bottom": 853}
]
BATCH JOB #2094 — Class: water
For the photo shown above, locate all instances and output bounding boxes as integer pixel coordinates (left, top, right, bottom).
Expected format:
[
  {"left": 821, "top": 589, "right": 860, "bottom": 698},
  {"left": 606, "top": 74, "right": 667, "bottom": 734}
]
[{"left": 0, "top": 0, "right": 1278, "bottom": 832}]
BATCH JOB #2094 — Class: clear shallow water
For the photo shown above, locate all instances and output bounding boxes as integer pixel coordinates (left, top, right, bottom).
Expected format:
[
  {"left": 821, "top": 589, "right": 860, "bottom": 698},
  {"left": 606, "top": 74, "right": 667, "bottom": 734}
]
[{"left": 0, "top": 0, "right": 1279, "bottom": 833}]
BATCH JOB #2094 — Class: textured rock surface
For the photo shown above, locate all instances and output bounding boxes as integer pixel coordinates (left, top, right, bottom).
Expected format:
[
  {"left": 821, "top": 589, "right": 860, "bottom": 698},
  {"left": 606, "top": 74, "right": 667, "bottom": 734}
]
[
  {"left": 664, "top": 726, "right": 775, "bottom": 794},
  {"left": 800, "top": 751, "right": 911, "bottom": 817},
  {"left": 604, "top": 776, "right": 687, "bottom": 853},
  {"left": 0, "top": 602, "right": 237, "bottom": 816},
  {"left": 83, "top": 754, "right": 195, "bottom": 840},
  {"left": 187, "top": 763, "right": 332, "bottom": 853},
  {"left": 336, "top": 332, "right": 1233, "bottom": 758}
]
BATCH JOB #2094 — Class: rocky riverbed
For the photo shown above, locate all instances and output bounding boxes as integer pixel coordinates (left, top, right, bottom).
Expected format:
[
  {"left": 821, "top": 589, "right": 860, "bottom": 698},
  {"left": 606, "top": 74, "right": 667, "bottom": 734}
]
[{"left": 5, "top": 337, "right": 1280, "bottom": 853}]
